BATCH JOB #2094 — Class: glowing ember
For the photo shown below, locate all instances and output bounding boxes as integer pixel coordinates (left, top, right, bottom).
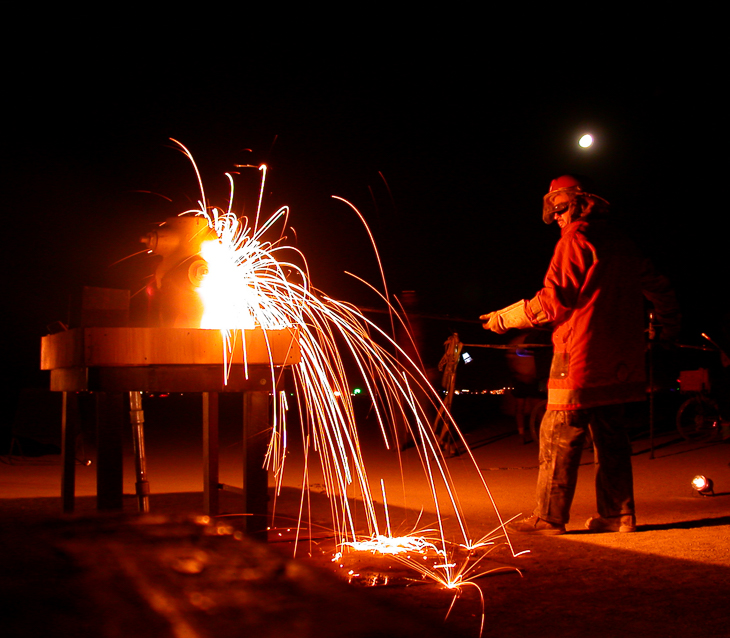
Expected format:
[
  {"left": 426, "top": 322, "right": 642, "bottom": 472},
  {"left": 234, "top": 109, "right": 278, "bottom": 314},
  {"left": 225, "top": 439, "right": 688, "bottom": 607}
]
[{"left": 343, "top": 534, "right": 439, "bottom": 555}]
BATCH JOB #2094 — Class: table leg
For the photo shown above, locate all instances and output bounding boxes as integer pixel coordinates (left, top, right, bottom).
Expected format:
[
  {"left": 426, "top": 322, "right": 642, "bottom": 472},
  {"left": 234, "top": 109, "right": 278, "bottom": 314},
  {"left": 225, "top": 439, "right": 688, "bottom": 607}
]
[
  {"left": 243, "top": 392, "right": 269, "bottom": 541},
  {"left": 96, "top": 392, "right": 124, "bottom": 511},
  {"left": 202, "top": 392, "right": 220, "bottom": 517},
  {"left": 61, "top": 392, "right": 78, "bottom": 513}
]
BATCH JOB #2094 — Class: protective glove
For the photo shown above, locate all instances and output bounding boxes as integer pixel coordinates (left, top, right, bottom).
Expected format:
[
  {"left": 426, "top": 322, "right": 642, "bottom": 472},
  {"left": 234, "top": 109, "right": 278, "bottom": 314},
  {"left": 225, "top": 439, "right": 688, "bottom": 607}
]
[{"left": 480, "top": 300, "right": 532, "bottom": 334}]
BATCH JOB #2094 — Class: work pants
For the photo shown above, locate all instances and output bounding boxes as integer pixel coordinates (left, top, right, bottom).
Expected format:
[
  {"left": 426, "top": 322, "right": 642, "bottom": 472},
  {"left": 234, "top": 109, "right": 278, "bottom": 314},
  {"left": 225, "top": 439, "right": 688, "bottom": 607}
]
[{"left": 535, "top": 405, "right": 635, "bottom": 525}]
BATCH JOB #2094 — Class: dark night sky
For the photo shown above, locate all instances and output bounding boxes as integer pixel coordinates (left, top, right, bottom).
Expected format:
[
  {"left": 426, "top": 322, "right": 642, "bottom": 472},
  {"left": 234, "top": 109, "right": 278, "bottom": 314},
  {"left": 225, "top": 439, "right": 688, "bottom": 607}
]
[{"left": 3, "top": 30, "right": 725, "bottom": 396}]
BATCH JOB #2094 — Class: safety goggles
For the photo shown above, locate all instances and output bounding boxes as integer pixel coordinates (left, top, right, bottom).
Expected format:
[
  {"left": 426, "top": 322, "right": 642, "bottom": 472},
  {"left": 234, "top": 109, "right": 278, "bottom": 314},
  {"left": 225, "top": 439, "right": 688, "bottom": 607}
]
[
  {"left": 542, "top": 188, "right": 610, "bottom": 224},
  {"left": 542, "top": 189, "right": 576, "bottom": 224}
]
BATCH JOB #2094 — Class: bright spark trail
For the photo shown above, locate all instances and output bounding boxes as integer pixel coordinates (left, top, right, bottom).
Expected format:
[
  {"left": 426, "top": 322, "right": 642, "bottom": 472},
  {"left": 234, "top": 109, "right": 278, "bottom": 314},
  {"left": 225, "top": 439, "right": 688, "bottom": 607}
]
[{"left": 164, "top": 139, "right": 522, "bottom": 635}]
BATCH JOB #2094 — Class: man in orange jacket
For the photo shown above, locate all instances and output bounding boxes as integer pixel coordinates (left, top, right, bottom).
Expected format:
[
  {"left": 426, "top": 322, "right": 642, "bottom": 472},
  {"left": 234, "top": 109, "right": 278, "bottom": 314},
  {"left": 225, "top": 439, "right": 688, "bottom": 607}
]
[{"left": 481, "top": 176, "right": 679, "bottom": 534}]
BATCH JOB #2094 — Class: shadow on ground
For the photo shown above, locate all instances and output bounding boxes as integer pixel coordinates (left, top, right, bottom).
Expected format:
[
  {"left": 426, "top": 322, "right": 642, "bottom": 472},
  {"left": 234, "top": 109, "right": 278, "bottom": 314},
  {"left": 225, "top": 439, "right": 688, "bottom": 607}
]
[{"left": 2, "top": 485, "right": 730, "bottom": 638}]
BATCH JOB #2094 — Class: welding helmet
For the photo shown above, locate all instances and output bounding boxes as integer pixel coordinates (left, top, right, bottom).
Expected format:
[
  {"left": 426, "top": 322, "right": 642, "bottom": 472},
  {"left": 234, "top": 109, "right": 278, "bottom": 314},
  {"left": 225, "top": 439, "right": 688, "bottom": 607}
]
[{"left": 542, "top": 175, "right": 609, "bottom": 224}]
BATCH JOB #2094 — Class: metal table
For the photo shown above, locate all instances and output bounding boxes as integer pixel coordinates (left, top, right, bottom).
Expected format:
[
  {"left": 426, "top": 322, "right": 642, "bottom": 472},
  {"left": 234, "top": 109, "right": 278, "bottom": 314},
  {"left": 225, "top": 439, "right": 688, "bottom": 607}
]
[{"left": 41, "top": 327, "right": 300, "bottom": 539}]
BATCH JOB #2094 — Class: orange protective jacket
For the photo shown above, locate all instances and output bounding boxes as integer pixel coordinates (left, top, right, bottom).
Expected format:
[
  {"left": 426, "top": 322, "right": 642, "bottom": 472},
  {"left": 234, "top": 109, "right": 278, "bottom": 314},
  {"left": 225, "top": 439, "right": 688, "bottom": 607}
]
[{"left": 524, "top": 217, "right": 679, "bottom": 410}]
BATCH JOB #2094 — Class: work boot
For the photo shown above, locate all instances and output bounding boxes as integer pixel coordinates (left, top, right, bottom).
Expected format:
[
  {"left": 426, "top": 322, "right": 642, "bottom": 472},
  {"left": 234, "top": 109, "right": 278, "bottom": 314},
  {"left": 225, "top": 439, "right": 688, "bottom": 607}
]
[
  {"left": 506, "top": 514, "right": 566, "bottom": 535},
  {"left": 585, "top": 514, "right": 636, "bottom": 533}
]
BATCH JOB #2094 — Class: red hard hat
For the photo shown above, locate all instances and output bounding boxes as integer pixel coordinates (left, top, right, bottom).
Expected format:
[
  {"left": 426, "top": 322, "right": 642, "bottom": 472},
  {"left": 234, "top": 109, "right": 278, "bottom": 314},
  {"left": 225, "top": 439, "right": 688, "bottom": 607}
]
[{"left": 548, "top": 175, "right": 584, "bottom": 193}]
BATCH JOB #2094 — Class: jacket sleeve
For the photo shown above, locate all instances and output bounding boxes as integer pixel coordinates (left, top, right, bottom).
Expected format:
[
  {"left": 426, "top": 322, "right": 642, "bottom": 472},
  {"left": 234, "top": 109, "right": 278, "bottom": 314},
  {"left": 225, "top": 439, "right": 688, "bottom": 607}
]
[{"left": 525, "top": 231, "right": 596, "bottom": 326}]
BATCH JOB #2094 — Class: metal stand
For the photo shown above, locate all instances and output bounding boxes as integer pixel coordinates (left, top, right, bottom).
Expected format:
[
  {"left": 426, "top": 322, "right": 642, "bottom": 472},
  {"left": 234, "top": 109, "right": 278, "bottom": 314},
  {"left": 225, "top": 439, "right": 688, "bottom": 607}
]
[
  {"left": 242, "top": 392, "right": 270, "bottom": 540},
  {"left": 54, "top": 367, "right": 275, "bottom": 541},
  {"left": 202, "top": 392, "right": 220, "bottom": 517},
  {"left": 61, "top": 392, "right": 78, "bottom": 514},
  {"left": 95, "top": 392, "right": 124, "bottom": 511},
  {"left": 43, "top": 327, "right": 298, "bottom": 541},
  {"left": 129, "top": 391, "right": 150, "bottom": 513}
]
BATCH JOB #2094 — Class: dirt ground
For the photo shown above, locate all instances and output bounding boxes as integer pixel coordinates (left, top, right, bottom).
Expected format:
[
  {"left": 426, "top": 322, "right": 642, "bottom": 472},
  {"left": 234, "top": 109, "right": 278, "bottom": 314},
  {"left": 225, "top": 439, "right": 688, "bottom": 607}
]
[
  {"left": 2, "top": 487, "right": 729, "bottom": 636},
  {"left": 266, "top": 473, "right": 730, "bottom": 638},
  {"left": 2, "top": 411, "right": 729, "bottom": 637}
]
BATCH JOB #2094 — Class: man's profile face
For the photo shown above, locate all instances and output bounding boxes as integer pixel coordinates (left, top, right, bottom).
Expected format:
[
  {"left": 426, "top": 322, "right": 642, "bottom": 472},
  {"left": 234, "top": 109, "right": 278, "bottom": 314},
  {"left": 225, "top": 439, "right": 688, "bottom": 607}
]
[{"left": 550, "top": 192, "right": 572, "bottom": 228}]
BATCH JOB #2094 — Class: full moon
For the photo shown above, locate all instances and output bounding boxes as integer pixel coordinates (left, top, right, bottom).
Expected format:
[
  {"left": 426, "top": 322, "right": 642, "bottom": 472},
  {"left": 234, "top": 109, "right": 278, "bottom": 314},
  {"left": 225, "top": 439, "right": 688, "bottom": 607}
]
[{"left": 579, "top": 134, "right": 594, "bottom": 148}]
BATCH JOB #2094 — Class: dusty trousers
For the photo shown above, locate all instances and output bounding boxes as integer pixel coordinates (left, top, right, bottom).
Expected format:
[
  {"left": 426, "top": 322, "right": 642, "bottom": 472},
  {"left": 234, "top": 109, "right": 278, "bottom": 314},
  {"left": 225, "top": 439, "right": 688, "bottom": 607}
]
[{"left": 535, "top": 406, "right": 635, "bottom": 525}]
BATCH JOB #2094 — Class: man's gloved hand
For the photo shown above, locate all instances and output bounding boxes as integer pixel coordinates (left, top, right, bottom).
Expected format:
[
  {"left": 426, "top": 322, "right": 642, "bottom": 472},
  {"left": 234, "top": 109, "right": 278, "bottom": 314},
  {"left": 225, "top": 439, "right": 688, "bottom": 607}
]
[{"left": 480, "top": 300, "right": 532, "bottom": 334}]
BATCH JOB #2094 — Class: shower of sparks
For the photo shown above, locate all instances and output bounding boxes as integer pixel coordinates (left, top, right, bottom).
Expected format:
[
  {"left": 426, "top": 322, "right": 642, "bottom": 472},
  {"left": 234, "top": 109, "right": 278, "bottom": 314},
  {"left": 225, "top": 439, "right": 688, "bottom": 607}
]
[{"left": 166, "top": 139, "right": 521, "bottom": 633}]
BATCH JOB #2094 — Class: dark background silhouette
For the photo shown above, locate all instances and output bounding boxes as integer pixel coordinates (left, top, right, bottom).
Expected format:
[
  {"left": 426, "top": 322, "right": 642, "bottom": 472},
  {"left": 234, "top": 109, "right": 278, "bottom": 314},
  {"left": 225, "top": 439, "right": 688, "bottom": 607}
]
[{"left": 3, "top": 28, "right": 725, "bottom": 443}]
